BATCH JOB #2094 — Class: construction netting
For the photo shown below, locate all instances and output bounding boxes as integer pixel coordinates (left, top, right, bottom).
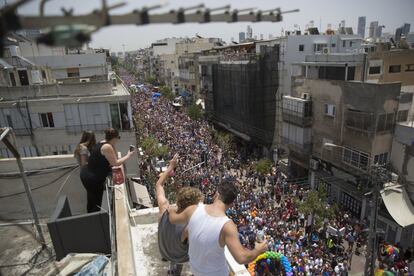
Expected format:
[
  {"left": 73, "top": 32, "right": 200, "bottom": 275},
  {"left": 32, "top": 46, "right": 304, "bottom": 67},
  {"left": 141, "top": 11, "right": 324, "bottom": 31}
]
[{"left": 211, "top": 45, "right": 279, "bottom": 147}]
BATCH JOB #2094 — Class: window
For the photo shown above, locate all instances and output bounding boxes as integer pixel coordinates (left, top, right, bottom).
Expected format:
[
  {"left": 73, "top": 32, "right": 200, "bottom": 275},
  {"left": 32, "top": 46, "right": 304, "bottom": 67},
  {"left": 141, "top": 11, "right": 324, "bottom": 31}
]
[
  {"left": 350, "top": 41, "right": 353, "bottom": 47},
  {"left": 374, "top": 152, "right": 388, "bottom": 165},
  {"left": 41, "top": 70, "right": 47, "bottom": 80},
  {"left": 6, "top": 114, "right": 13, "bottom": 127},
  {"left": 314, "top": 44, "right": 327, "bottom": 52},
  {"left": 369, "top": 66, "right": 381, "bottom": 75},
  {"left": 39, "top": 112, "right": 55, "bottom": 128},
  {"left": 324, "top": 104, "right": 336, "bottom": 117},
  {"left": 341, "top": 193, "right": 361, "bottom": 216},
  {"left": 405, "top": 64, "right": 414, "bottom": 72},
  {"left": 67, "top": 68, "right": 80, "bottom": 77},
  {"left": 342, "top": 147, "right": 369, "bottom": 171},
  {"left": 171, "top": 60, "right": 174, "bottom": 64},
  {"left": 397, "top": 110, "right": 409, "bottom": 122},
  {"left": 376, "top": 113, "right": 395, "bottom": 132},
  {"left": 18, "top": 70, "right": 29, "bottom": 86},
  {"left": 388, "top": 65, "right": 401, "bottom": 73},
  {"left": 9, "top": 72, "right": 16, "bottom": 86},
  {"left": 342, "top": 40, "right": 346, "bottom": 47},
  {"left": 110, "top": 102, "right": 130, "bottom": 131},
  {"left": 299, "top": 44, "right": 304, "bottom": 51},
  {"left": 331, "top": 43, "right": 336, "bottom": 47}
]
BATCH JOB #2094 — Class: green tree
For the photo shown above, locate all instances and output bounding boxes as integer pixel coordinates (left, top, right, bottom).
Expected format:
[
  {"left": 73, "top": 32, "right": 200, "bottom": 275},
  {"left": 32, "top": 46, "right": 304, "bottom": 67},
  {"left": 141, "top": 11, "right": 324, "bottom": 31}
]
[
  {"left": 159, "top": 85, "right": 175, "bottom": 101},
  {"left": 215, "top": 131, "right": 233, "bottom": 157},
  {"left": 154, "top": 144, "right": 169, "bottom": 159},
  {"left": 187, "top": 103, "right": 203, "bottom": 121},
  {"left": 255, "top": 158, "right": 273, "bottom": 175},
  {"left": 141, "top": 136, "right": 158, "bottom": 158},
  {"left": 297, "top": 185, "right": 336, "bottom": 231},
  {"left": 145, "top": 75, "right": 156, "bottom": 85},
  {"left": 140, "top": 136, "right": 169, "bottom": 159}
]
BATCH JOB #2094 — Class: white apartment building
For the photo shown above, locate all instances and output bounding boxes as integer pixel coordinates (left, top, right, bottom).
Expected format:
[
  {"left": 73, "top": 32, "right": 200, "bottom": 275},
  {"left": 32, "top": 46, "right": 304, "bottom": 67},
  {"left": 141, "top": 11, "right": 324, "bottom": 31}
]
[
  {"left": 0, "top": 34, "right": 134, "bottom": 158},
  {"left": 255, "top": 33, "right": 363, "bottom": 96}
]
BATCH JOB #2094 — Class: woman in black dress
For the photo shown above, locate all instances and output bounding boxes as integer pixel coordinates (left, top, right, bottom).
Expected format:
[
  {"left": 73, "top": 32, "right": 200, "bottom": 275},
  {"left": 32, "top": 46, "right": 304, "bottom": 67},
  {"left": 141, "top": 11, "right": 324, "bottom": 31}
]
[{"left": 80, "top": 128, "right": 135, "bottom": 212}]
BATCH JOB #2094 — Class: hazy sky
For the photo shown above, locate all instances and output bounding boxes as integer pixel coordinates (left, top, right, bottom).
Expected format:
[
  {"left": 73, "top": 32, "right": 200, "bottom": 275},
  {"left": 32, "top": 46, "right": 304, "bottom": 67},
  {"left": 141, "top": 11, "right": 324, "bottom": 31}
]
[{"left": 10, "top": 0, "right": 414, "bottom": 52}]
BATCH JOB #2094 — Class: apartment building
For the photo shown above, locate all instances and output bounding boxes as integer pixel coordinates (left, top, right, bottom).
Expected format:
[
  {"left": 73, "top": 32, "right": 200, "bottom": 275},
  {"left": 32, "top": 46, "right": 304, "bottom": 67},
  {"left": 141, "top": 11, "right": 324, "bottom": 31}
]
[
  {"left": 285, "top": 77, "right": 414, "bottom": 246},
  {"left": 0, "top": 34, "right": 134, "bottom": 158},
  {"left": 366, "top": 47, "right": 414, "bottom": 85},
  {"left": 199, "top": 42, "right": 279, "bottom": 154},
  {"left": 147, "top": 37, "right": 222, "bottom": 93},
  {"left": 254, "top": 32, "right": 363, "bottom": 148}
]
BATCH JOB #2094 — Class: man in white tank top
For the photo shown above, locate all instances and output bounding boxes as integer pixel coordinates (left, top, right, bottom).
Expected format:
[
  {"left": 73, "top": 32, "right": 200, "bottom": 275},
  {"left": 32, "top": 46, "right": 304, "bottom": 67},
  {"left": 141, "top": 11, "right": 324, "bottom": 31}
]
[{"left": 169, "top": 179, "right": 268, "bottom": 276}]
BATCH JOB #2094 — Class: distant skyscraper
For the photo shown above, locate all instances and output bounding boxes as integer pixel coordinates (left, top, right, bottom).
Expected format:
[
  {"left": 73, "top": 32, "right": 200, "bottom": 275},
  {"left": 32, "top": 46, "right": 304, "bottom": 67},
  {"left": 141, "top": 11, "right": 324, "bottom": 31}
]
[
  {"left": 375, "top": 25, "right": 383, "bottom": 38},
  {"left": 369, "top": 21, "right": 379, "bottom": 38},
  {"left": 395, "top": 27, "right": 403, "bottom": 41},
  {"left": 239, "top": 32, "right": 246, "bottom": 43},
  {"left": 357, "top": 16, "right": 366, "bottom": 38},
  {"left": 402, "top": 23, "right": 411, "bottom": 36},
  {"left": 247, "top": 25, "right": 253, "bottom": 39}
]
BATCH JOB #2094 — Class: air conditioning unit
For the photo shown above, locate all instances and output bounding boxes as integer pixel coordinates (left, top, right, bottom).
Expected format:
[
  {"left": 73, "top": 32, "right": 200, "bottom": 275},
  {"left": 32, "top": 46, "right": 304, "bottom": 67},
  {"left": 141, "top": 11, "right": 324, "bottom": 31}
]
[
  {"left": 301, "top": 93, "right": 310, "bottom": 100},
  {"left": 322, "top": 47, "right": 330, "bottom": 54},
  {"left": 80, "top": 78, "right": 90, "bottom": 83},
  {"left": 310, "top": 159, "right": 319, "bottom": 170}
]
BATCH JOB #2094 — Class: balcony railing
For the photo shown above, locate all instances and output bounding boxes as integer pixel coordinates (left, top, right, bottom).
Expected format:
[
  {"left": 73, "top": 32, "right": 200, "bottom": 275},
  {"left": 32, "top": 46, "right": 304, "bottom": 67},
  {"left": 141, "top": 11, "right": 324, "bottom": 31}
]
[
  {"left": 282, "top": 111, "right": 312, "bottom": 127},
  {"left": 66, "top": 124, "right": 110, "bottom": 134}
]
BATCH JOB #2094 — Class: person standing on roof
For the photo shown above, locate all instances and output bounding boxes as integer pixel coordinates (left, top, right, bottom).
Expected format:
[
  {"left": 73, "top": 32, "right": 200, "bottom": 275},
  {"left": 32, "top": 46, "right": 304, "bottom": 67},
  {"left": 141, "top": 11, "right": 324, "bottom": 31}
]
[
  {"left": 74, "top": 130, "right": 96, "bottom": 167},
  {"left": 169, "top": 179, "right": 268, "bottom": 276},
  {"left": 80, "top": 128, "right": 134, "bottom": 213}
]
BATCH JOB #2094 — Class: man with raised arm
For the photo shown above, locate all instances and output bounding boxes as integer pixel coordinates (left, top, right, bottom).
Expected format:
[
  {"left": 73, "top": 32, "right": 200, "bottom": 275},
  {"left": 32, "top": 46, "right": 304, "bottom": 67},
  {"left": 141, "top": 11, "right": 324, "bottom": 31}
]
[
  {"left": 169, "top": 179, "right": 268, "bottom": 276},
  {"left": 156, "top": 153, "right": 203, "bottom": 275}
]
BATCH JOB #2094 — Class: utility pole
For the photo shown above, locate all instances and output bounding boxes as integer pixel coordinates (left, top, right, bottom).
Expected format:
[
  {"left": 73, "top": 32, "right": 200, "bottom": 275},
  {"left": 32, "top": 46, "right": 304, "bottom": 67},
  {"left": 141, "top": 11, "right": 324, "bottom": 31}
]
[{"left": 364, "top": 165, "right": 388, "bottom": 276}]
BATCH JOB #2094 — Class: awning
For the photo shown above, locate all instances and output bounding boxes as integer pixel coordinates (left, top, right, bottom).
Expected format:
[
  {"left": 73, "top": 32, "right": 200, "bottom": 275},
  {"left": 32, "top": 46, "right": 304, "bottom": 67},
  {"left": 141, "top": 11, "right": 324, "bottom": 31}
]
[{"left": 380, "top": 183, "right": 414, "bottom": 227}]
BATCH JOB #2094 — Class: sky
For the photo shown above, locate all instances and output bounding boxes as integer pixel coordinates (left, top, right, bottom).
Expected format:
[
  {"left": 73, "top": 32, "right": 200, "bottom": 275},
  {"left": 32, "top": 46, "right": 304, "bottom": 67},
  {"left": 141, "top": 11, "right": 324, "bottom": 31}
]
[{"left": 7, "top": 0, "right": 414, "bottom": 52}]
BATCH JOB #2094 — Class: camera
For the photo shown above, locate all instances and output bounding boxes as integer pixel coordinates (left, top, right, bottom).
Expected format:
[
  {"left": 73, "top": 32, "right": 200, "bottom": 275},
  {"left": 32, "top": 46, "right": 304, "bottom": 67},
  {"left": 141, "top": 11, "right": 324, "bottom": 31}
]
[{"left": 129, "top": 145, "right": 135, "bottom": 151}]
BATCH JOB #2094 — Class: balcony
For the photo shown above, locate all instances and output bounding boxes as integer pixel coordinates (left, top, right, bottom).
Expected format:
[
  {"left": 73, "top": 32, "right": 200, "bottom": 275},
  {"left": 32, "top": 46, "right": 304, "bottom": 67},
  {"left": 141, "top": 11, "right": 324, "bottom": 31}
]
[
  {"left": 282, "top": 110, "right": 312, "bottom": 127},
  {"left": 282, "top": 95, "right": 312, "bottom": 127},
  {"left": 0, "top": 81, "right": 113, "bottom": 100}
]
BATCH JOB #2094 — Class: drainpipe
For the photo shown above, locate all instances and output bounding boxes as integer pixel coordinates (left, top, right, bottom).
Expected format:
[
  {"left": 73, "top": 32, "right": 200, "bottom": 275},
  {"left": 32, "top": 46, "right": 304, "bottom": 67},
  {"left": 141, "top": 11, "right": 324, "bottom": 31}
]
[{"left": 344, "top": 63, "right": 348, "bottom": 81}]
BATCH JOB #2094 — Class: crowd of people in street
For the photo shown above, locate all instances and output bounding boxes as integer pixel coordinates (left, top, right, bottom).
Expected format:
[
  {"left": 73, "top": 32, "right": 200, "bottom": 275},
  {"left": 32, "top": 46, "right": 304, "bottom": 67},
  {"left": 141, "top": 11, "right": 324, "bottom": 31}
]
[{"left": 126, "top": 78, "right": 413, "bottom": 275}]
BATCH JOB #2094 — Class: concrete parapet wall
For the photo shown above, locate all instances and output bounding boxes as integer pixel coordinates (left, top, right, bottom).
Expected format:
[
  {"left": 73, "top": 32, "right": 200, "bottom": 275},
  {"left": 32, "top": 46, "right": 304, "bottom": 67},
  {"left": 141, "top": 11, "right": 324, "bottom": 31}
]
[{"left": 0, "top": 154, "right": 77, "bottom": 173}]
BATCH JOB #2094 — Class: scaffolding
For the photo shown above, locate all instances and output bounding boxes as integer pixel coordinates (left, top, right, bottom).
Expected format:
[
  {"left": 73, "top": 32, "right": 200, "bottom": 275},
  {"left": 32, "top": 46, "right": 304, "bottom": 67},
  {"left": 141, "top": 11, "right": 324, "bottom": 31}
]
[{"left": 211, "top": 45, "right": 279, "bottom": 147}]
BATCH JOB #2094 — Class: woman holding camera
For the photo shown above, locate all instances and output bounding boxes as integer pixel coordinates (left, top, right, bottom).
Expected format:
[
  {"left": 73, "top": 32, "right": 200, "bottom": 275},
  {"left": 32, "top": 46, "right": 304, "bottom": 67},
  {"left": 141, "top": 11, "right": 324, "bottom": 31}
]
[{"left": 80, "top": 128, "right": 135, "bottom": 213}]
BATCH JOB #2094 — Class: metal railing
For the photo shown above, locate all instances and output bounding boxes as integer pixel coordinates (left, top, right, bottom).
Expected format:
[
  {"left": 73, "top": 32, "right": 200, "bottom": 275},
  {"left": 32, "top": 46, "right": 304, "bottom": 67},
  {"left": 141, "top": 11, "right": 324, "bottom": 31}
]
[{"left": 282, "top": 111, "right": 312, "bottom": 127}]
